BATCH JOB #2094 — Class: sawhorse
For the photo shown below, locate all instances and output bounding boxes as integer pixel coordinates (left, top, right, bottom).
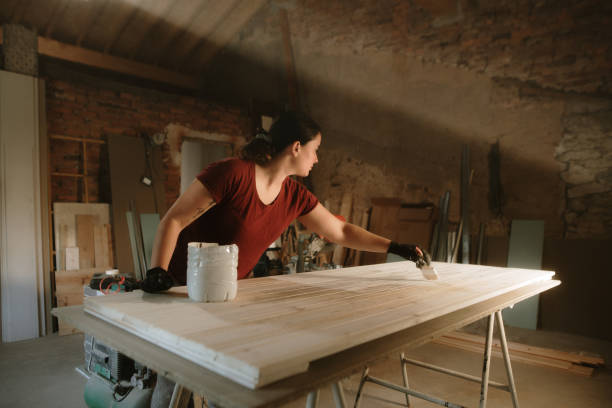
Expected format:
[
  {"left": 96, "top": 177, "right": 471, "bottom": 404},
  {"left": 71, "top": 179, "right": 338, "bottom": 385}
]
[{"left": 353, "top": 310, "right": 519, "bottom": 408}]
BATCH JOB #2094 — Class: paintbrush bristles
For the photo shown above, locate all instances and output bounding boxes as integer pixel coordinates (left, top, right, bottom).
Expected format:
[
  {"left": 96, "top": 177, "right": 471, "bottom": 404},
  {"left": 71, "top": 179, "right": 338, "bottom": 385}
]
[{"left": 420, "top": 265, "right": 439, "bottom": 280}]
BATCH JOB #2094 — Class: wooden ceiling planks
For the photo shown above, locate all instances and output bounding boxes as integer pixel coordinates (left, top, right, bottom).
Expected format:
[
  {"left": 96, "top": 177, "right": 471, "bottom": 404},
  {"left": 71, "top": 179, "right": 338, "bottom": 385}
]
[
  {"left": 52, "top": 0, "right": 99, "bottom": 45},
  {"left": 0, "top": 0, "right": 267, "bottom": 85},
  {"left": 171, "top": 0, "right": 240, "bottom": 69},
  {"left": 17, "top": 0, "right": 62, "bottom": 36},
  {"left": 191, "top": 0, "right": 268, "bottom": 72},
  {"left": 136, "top": 0, "right": 201, "bottom": 64},
  {"left": 9, "top": 0, "right": 34, "bottom": 25},
  {"left": 101, "top": 0, "right": 148, "bottom": 53},
  {"left": 153, "top": 0, "right": 217, "bottom": 66},
  {"left": 43, "top": 0, "right": 72, "bottom": 37},
  {"left": 83, "top": 261, "right": 558, "bottom": 389},
  {"left": 121, "top": 0, "right": 177, "bottom": 59},
  {"left": 0, "top": 0, "right": 21, "bottom": 22},
  {"left": 103, "top": 0, "right": 146, "bottom": 53}
]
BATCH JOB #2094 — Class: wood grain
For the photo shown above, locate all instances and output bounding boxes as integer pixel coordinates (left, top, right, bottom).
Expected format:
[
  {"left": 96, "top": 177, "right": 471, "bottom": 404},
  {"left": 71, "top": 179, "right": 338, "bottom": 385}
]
[
  {"left": 76, "top": 214, "right": 97, "bottom": 268},
  {"left": 84, "top": 262, "right": 557, "bottom": 389},
  {"left": 56, "top": 280, "right": 560, "bottom": 408}
]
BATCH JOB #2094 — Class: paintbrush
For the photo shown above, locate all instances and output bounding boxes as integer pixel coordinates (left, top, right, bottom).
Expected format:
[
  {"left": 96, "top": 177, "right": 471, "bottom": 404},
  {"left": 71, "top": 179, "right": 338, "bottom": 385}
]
[{"left": 419, "top": 263, "right": 439, "bottom": 280}]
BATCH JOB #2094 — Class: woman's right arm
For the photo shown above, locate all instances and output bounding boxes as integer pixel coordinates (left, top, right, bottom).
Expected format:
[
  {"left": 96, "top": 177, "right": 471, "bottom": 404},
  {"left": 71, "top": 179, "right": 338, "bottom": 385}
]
[{"left": 150, "top": 179, "right": 217, "bottom": 270}]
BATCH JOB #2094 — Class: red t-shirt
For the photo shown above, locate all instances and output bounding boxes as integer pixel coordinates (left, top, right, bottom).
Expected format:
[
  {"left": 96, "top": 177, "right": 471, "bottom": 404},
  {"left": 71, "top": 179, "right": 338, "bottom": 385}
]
[{"left": 168, "top": 158, "right": 319, "bottom": 283}]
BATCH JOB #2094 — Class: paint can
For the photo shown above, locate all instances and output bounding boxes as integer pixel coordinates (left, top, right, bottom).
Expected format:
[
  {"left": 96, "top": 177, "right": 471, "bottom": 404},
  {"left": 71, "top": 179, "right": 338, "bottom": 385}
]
[{"left": 186, "top": 242, "right": 238, "bottom": 302}]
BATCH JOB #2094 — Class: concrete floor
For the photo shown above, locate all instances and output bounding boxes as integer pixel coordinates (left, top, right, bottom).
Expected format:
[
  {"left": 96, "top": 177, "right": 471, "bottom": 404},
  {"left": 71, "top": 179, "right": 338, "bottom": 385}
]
[{"left": 1, "top": 324, "right": 611, "bottom": 408}]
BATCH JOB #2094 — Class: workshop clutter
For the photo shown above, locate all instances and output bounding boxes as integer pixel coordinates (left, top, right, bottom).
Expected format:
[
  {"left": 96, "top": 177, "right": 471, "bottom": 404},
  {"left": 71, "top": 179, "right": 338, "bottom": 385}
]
[{"left": 187, "top": 242, "right": 238, "bottom": 302}]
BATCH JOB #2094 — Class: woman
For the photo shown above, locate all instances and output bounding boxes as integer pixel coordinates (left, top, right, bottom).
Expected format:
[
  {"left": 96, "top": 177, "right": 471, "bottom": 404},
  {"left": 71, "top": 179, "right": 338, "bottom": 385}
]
[
  {"left": 144, "top": 111, "right": 429, "bottom": 407},
  {"left": 141, "top": 111, "right": 428, "bottom": 293}
]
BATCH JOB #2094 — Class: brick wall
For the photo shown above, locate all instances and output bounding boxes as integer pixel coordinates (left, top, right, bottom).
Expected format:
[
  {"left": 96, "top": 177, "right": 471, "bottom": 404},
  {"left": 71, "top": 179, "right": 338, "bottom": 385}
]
[{"left": 46, "top": 75, "right": 250, "bottom": 209}]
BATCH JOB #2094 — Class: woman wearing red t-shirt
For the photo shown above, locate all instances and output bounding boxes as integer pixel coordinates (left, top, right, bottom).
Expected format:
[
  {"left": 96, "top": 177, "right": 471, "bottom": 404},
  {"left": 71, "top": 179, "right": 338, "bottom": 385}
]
[
  {"left": 141, "top": 111, "right": 428, "bottom": 293},
  {"left": 145, "top": 111, "right": 429, "bottom": 407}
]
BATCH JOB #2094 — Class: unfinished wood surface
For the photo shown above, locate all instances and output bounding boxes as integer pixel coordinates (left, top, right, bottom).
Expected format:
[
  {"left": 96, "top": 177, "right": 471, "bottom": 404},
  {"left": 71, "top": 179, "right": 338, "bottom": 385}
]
[
  {"left": 53, "top": 203, "right": 110, "bottom": 270},
  {"left": 65, "top": 247, "right": 79, "bottom": 270},
  {"left": 56, "top": 281, "right": 559, "bottom": 408},
  {"left": 84, "top": 262, "right": 557, "bottom": 389},
  {"left": 55, "top": 266, "right": 107, "bottom": 335},
  {"left": 76, "top": 214, "right": 97, "bottom": 268},
  {"left": 93, "top": 224, "right": 112, "bottom": 268}
]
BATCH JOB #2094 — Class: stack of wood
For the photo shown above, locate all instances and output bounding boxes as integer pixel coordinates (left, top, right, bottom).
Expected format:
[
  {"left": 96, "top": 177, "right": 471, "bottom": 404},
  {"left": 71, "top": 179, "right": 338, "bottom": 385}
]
[
  {"left": 54, "top": 203, "right": 114, "bottom": 335},
  {"left": 434, "top": 331, "right": 605, "bottom": 377}
]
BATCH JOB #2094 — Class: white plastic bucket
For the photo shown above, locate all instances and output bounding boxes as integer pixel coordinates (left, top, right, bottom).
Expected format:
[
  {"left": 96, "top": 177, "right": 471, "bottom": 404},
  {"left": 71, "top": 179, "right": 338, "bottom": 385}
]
[{"left": 186, "top": 242, "right": 238, "bottom": 302}]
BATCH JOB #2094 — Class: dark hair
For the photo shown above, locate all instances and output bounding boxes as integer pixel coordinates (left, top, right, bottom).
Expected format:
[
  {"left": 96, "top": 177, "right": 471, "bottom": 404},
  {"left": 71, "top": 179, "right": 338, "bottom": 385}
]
[{"left": 239, "top": 111, "right": 321, "bottom": 165}]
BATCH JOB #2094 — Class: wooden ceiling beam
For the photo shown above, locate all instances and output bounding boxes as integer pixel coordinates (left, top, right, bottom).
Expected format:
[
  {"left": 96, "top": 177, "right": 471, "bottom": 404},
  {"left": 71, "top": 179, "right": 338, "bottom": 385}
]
[{"left": 25, "top": 36, "right": 201, "bottom": 90}]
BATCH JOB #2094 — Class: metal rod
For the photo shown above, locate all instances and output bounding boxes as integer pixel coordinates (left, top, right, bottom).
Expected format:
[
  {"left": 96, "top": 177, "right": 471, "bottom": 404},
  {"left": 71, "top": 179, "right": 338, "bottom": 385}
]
[
  {"left": 306, "top": 390, "right": 319, "bottom": 408},
  {"left": 400, "top": 352, "right": 411, "bottom": 407},
  {"left": 461, "top": 144, "right": 470, "bottom": 264},
  {"left": 366, "top": 375, "right": 466, "bottom": 408},
  {"left": 353, "top": 367, "right": 369, "bottom": 408},
  {"left": 479, "top": 314, "right": 495, "bottom": 408},
  {"left": 496, "top": 311, "right": 520, "bottom": 408},
  {"left": 402, "top": 357, "right": 509, "bottom": 390},
  {"left": 331, "top": 382, "right": 347, "bottom": 408},
  {"left": 476, "top": 223, "right": 485, "bottom": 265}
]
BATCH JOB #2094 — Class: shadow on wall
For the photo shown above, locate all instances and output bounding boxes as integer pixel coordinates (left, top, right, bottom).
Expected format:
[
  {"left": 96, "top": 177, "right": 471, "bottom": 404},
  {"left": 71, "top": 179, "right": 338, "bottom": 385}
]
[{"left": 199, "top": 37, "right": 569, "bottom": 237}]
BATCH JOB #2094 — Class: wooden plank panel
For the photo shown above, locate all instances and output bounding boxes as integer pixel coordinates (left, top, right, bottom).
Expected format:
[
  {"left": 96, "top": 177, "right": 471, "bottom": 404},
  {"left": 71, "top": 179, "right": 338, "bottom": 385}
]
[
  {"left": 84, "top": 262, "right": 558, "bottom": 389},
  {"left": 76, "top": 214, "right": 97, "bottom": 268},
  {"left": 65, "top": 247, "right": 79, "bottom": 270},
  {"left": 93, "top": 224, "right": 111, "bottom": 268},
  {"left": 53, "top": 202, "right": 110, "bottom": 270}
]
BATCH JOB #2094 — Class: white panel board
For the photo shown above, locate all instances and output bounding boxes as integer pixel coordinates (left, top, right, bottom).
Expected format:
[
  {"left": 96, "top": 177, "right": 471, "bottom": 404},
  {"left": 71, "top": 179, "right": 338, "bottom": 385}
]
[{"left": 0, "top": 70, "right": 42, "bottom": 342}]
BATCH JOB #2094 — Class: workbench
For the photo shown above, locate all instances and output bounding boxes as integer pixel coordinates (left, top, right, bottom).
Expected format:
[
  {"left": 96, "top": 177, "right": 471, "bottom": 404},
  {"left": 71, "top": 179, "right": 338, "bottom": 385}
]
[{"left": 53, "top": 261, "right": 559, "bottom": 408}]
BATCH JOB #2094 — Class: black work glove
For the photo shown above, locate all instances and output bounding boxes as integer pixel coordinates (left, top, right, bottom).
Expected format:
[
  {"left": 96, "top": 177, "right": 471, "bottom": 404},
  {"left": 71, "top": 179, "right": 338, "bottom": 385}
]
[
  {"left": 140, "top": 267, "right": 174, "bottom": 293},
  {"left": 387, "top": 242, "right": 431, "bottom": 269}
]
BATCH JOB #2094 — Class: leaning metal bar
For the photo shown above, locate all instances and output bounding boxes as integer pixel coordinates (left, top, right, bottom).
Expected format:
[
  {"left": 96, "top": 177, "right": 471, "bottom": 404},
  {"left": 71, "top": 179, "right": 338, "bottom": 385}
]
[
  {"left": 402, "top": 357, "right": 509, "bottom": 390},
  {"left": 331, "top": 382, "right": 347, "bottom": 408},
  {"left": 479, "top": 313, "right": 495, "bottom": 408},
  {"left": 495, "top": 311, "right": 520, "bottom": 408},
  {"left": 353, "top": 367, "right": 369, "bottom": 408},
  {"left": 366, "top": 374, "right": 466, "bottom": 408},
  {"left": 400, "top": 352, "right": 411, "bottom": 407}
]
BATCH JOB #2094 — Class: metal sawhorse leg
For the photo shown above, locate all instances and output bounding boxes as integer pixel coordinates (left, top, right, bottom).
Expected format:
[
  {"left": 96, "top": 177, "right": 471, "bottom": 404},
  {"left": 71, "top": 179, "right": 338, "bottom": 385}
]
[
  {"left": 306, "top": 381, "right": 348, "bottom": 408},
  {"left": 353, "top": 310, "right": 520, "bottom": 408}
]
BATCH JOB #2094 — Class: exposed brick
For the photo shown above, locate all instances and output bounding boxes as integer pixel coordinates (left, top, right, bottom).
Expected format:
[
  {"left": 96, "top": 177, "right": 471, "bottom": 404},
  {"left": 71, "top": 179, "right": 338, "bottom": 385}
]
[{"left": 46, "top": 77, "right": 250, "bottom": 205}]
